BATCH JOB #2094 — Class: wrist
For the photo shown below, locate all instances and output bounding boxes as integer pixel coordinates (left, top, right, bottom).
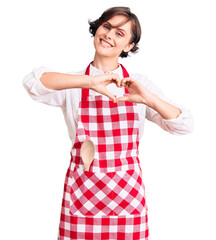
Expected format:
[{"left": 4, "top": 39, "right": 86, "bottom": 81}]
[
  {"left": 141, "top": 92, "right": 157, "bottom": 108},
  {"left": 82, "top": 75, "right": 93, "bottom": 89}
]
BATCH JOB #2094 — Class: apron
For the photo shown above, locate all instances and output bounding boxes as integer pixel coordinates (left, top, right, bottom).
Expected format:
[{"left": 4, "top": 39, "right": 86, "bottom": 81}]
[{"left": 58, "top": 62, "right": 149, "bottom": 240}]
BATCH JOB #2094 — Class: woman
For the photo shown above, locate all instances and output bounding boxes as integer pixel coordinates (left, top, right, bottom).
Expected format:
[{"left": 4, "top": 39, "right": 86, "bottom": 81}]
[{"left": 22, "top": 6, "right": 193, "bottom": 240}]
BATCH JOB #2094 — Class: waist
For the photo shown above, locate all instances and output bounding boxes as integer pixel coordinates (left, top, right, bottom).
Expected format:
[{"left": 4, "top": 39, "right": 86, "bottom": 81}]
[{"left": 69, "top": 156, "right": 142, "bottom": 174}]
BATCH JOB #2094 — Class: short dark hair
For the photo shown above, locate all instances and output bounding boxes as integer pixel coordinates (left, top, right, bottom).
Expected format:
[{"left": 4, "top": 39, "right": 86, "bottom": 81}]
[{"left": 88, "top": 6, "right": 142, "bottom": 58}]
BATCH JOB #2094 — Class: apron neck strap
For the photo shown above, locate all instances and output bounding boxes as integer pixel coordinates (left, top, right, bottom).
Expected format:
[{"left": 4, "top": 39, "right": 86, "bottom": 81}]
[{"left": 82, "top": 61, "right": 129, "bottom": 101}]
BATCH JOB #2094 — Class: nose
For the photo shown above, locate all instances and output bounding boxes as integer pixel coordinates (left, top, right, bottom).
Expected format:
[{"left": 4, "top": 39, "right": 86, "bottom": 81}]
[
  {"left": 105, "top": 28, "right": 115, "bottom": 40},
  {"left": 105, "top": 32, "right": 111, "bottom": 40}
]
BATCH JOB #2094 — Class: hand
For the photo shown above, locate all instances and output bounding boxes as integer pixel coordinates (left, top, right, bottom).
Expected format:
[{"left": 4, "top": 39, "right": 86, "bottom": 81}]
[
  {"left": 89, "top": 73, "right": 122, "bottom": 102},
  {"left": 116, "top": 77, "right": 153, "bottom": 104}
]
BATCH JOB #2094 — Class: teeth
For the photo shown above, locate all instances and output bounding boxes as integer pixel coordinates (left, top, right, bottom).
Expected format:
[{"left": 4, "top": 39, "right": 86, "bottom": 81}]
[{"left": 101, "top": 39, "right": 112, "bottom": 47}]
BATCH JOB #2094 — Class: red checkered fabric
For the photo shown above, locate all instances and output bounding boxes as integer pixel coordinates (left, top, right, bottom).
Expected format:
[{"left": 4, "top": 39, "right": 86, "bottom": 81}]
[
  {"left": 58, "top": 62, "right": 150, "bottom": 239},
  {"left": 58, "top": 211, "right": 149, "bottom": 239},
  {"left": 69, "top": 167, "right": 146, "bottom": 216}
]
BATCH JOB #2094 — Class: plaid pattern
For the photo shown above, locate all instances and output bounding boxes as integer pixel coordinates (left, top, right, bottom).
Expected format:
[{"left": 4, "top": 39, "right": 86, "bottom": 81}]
[
  {"left": 69, "top": 166, "right": 147, "bottom": 216},
  {"left": 58, "top": 211, "right": 149, "bottom": 240},
  {"left": 58, "top": 62, "right": 150, "bottom": 239},
  {"left": 70, "top": 94, "right": 141, "bottom": 173}
]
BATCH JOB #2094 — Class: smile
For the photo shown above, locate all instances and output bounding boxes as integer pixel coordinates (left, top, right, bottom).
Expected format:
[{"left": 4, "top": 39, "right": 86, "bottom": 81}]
[{"left": 99, "top": 38, "right": 113, "bottom": 48}]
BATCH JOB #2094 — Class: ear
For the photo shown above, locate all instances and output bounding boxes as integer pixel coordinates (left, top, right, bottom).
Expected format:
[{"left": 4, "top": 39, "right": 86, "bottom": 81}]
[{"left": 123, "top": 42, "right": 135, "bottom": 53}]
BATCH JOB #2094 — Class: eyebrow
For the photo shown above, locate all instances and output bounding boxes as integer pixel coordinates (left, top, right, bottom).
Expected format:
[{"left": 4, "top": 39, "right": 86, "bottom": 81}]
[{"left": 106, "top": 21, "right": 127, "bottom": 35}]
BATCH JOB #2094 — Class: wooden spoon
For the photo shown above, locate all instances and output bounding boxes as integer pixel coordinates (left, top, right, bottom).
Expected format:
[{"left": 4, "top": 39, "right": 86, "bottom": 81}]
[{"left": 80, "top": 139, "right": 95, "bottom": 171}]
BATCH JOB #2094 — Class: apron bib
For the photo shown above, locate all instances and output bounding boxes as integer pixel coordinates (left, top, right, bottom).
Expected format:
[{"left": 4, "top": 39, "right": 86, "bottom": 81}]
[
  {"left": 58, "top": 62, "right": 149, "bottom": 239},
  {"left": 67, "top": 62, "right": 148, "bottom": 217}
]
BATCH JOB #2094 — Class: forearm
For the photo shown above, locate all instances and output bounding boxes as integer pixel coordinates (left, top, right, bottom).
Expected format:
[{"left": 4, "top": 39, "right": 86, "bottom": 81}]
[
  {"left": 40, "top": 72, "right": 92, "bottom": 90},
  {"left": 144, "top": 93, "right": 182, "bottom": 120}
]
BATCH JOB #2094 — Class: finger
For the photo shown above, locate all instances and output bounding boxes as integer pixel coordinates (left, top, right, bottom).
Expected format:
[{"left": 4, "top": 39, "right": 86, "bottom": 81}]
[
  {"left": 121, "top": 77, "right": 130, "bottom": 82},
  {"left": 116, "top": 74, "right": 122, "bottom": 87},
  {"left": 115, "top": 96, "right": 129, "bottom": 103},
  {"left": 121, "top": 79, "right": 134, "bottom": 88},
  {"left": 121, "top": 77, "right": 134, "bottom": 84},
  {"left": 120, "top": 81, "right": 129, "bottom": 88},
  {"left": 109, "top": 74, "right": 121, "bottom": 87}
]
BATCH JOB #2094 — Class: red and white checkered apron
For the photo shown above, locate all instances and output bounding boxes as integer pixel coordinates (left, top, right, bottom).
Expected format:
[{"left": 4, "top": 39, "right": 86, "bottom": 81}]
[{"left": 58, "top": 62, "right": 150, "bottom": 240}]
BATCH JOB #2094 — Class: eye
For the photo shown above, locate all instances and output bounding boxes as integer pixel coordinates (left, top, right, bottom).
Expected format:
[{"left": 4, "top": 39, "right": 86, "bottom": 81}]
[
  {"left": 116, "top": 32, "right": 124, "bottom": 37},
  {"left": 102, "top": 23, "right": 124, "bottom": 37},
  {"left": 103, "top": 24, "right": 110, "bottom": 30}
]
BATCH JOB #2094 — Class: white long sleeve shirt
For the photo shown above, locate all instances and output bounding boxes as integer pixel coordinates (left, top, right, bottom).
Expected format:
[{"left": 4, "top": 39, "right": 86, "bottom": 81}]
[{"left": 22, "top": 63, "right": 194, "bottom": 147}]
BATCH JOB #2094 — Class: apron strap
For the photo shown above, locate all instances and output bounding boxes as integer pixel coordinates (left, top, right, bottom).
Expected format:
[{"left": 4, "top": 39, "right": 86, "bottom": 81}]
[
  {"left": 82, "top": 61, "right": 129, "bottom": 101},
  {"left": 119, "top": 63, "right": 129, "bottom": 94}
]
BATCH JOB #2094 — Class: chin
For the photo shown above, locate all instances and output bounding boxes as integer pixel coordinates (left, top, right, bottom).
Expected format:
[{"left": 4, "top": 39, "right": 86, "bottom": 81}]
[{"left": 96, "top": 44, "right": 114, "bottom": 57}]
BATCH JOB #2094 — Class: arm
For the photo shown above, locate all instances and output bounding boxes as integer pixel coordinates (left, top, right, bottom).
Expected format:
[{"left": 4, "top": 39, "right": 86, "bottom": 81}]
[
  {"left": 22, "top": 66, "right": 122, "bottom": 106},
  {"left": 39, "top": 72, "right": 92, "bottom": 90},
  {"left": 118, "top": 78, "right": 182, "bottom": 119},
  {"left": 22, "top": 66, "right": 69, "bottom": 107},
  {"left": 39, "top": 71, "right": 122, "bottom": 102},
  {"left": 142, "top": 92, "right": 182, "bottom": 120},
  {"left": 145, "top": 88, "right": 194, "bottom": 135},
  {"left": 116, "top": 74, "right": 194, "bottom": 135}
]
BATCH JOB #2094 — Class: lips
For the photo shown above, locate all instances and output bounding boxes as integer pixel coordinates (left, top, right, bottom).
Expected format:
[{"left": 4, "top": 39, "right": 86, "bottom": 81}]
[{"left": 99, "top": 38, "right": 113, "bottom": 48}]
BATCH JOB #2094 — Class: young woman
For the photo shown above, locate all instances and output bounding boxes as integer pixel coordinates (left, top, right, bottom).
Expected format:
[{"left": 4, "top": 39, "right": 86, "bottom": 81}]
[{"left": 22, "top": 6, "right": 193, "bottom": 240}]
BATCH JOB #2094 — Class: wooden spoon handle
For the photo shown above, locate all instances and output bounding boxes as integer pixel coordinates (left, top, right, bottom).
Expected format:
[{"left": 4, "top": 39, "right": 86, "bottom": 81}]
[{"left": 80, "top": 139, "right": 95, "bottom": 171}]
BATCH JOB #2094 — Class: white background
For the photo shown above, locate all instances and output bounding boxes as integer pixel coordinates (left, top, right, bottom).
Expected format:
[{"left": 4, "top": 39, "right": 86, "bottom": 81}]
[{"left": 1, "top": 0, "right": 215, "bottom": 239}]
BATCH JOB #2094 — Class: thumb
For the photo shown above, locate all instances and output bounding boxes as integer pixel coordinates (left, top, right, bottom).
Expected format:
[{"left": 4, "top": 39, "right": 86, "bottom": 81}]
[{"left": 115, "top": 96, "right": 129, "bottom": 103}]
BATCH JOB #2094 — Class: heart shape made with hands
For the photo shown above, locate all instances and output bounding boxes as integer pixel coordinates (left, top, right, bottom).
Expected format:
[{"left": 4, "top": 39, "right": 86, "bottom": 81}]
[
  {"left": 112, "top": 80, "right": 132, "bottom": 103},
  {"left": 101, "top": 71, "right": 134, "bottom": 103},
  {"left": 105, "top": 75, "right": 141, "bottom": 103},
  {"left": 91, "top": 72, "right": 147, "bottom": 104}
]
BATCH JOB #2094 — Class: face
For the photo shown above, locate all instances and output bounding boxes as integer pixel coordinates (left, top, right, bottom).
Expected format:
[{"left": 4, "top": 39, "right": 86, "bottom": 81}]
[{"left": 93, "top": 15, "right": 135, "bottom": 59}]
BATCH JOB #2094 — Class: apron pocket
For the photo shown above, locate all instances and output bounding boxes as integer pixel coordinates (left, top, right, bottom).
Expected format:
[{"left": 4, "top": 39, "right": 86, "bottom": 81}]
[{"left": 69, "top": 167, "right": 147, "bottom": 216}]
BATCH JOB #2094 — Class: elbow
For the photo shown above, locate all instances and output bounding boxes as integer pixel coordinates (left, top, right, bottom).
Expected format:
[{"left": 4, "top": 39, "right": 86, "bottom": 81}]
[
  {"left": 39, "top": 72, "right": 58, "bottom": 91},
  {"left": 39, "top": 72, "right": 49, "bottom": 88},
  {"left": 22, "top": 67, "right": 55, "bottom": 97}
]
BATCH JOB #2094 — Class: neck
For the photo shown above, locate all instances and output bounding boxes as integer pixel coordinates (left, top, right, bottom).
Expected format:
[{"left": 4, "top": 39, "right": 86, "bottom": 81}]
[{"left": 92, "top": 54, "right": 119, "bottom": 73}]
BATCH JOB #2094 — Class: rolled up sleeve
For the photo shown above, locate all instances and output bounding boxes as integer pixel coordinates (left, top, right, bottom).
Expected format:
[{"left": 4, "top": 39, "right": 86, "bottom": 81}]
[
  {"left": 22, "top": 66, "right": 66, "bottom": 107},
  {"left": 141, "top": 76, "right": 194, "bottom": 135},
  {"left": 146, "top": 95, "right": 194, "bottom": 135}
]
